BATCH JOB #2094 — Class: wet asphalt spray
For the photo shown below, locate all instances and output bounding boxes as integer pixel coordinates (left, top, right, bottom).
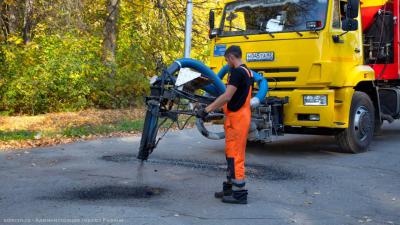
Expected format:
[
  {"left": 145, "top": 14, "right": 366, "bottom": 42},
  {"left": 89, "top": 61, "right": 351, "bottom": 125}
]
[{"left": 136, "top": 160, "right": 145, "bottom": 185}]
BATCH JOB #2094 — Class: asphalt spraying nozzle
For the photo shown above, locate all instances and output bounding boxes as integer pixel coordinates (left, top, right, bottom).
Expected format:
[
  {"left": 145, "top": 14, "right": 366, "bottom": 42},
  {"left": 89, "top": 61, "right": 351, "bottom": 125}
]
[{"left": 137, "top": 99, "right": 160, "bottom": 161}]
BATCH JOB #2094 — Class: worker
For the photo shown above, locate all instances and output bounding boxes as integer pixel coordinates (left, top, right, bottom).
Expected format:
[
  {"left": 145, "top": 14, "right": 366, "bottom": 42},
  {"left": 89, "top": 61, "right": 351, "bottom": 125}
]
[{"left": 197, "top": 45, "right": 253, "bottom": 204}]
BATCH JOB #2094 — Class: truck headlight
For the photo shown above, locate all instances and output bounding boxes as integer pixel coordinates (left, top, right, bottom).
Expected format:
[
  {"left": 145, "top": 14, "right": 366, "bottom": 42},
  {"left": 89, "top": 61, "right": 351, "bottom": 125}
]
[{"left": 303, "top": 95, "right": 328, "bottom": 106}]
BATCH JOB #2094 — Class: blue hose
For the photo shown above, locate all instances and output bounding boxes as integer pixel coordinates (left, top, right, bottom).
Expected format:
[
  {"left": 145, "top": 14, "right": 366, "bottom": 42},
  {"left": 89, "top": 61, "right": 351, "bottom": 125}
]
[
  {"left": 174, "top": 58, "right": 226, "bottom": 96},
  {"left": 217, "top": 65, "right": 230, "bottom": 80},
  {"left": 173, "top": 59, "right": 268, "bottom": 102},
  {"left": 215, "top": 64, "right": 268, "bottom": 102},
  {"left": 252, "top": 71, "right": 268, "bottom": 102}
]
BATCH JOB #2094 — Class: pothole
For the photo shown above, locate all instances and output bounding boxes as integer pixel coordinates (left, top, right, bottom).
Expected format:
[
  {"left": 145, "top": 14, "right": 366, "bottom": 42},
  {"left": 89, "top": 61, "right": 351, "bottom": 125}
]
[
  {"left": 101, "top": 154, "right": 305, "bottom": 181},
  {"left": 41, "top": 185, "right": 165, "bottom": 201}
]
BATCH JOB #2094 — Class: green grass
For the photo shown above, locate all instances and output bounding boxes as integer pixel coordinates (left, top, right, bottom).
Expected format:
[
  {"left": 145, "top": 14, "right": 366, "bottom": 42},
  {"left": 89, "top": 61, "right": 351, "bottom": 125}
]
[
  {"left": 0, "top": 130, "right": 37, "bottom": 141},
  {"left": 0, "top": 115, "right": 195, "bottom": 144},
  {"left": 62, "top": 120, "right": 145, "bottom": 137},
  {"left": 0, "top": 119, "right": 145, "bottom": 141}
]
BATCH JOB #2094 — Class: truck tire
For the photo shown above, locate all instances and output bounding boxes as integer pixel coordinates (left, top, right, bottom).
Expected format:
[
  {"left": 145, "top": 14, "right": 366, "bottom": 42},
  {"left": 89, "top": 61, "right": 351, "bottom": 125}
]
[{"left": 335, "top": 92, "right": 375, "bottom": 153}]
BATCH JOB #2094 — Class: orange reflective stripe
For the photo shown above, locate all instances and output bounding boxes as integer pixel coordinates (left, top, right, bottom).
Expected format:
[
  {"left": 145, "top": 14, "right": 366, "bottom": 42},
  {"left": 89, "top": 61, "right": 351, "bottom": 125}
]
[
  {"left": 240, "top": 66, "right": 253, "bottom": 103},
  {"left": 240, "top": 66, "right": 253, "bottom": 78}
]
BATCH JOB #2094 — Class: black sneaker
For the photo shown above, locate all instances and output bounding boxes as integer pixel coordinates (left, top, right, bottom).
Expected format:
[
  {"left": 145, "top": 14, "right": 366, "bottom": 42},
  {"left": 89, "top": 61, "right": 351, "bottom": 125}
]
[
  {"left": 214, "top": 182, "right": 232, "bottom": 198},
  {"left": 222, "top": 190, "right": 248, "bottom": 204}
]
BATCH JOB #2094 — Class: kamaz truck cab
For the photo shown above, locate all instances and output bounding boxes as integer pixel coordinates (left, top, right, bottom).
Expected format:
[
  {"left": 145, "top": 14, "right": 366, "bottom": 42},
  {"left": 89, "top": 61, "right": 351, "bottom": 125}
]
[{"left": 208, "top": 0, "right": 399, "bottom": 153}]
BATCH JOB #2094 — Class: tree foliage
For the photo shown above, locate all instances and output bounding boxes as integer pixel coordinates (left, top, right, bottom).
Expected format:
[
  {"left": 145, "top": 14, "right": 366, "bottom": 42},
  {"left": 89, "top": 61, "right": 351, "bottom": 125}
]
[{"left": 0, "top": 0, "right": 219, "bottom": 115}]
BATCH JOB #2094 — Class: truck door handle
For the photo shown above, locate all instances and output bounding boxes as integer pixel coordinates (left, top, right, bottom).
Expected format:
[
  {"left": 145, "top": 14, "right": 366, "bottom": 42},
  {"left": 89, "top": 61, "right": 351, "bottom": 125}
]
[
  {"left": 332, "top": 35, "right": 344, "bottom": 43},
  {"left": 355, "top": 48, "right": 361, "bottom": 53}
]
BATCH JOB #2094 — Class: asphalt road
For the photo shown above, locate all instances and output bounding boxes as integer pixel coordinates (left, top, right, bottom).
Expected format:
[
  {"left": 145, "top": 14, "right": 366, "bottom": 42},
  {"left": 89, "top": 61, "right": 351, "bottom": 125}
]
[{"left": 0, "top": 122, "right": 399, "bottom": 225}]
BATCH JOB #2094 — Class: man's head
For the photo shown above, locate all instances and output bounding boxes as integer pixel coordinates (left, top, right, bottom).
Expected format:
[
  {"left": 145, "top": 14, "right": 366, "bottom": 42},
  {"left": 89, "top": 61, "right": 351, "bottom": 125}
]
[{"left": 224, "top": 45, "right": 242, "bottom": 68}]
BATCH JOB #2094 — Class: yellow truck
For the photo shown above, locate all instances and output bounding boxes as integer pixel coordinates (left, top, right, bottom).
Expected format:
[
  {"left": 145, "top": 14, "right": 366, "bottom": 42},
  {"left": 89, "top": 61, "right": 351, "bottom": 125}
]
[
  {"left": 138, "top": 0, "right": 399, "bottom": 160},
  {"left": 206, "top": 0, "right": 399, "bottom": 153}
]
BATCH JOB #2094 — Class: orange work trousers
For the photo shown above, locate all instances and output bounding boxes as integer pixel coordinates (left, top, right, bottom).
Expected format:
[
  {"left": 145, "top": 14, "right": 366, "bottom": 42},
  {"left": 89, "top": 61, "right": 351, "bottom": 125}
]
[{"left": 223, "top": 67, "right": 252, "bottom": 185}]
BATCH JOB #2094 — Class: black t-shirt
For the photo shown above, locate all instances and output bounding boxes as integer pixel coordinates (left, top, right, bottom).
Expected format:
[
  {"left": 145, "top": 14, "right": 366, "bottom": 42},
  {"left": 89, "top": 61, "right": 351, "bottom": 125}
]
[{"left": 227, "top": 65, "right": 252, "bottom": 112}]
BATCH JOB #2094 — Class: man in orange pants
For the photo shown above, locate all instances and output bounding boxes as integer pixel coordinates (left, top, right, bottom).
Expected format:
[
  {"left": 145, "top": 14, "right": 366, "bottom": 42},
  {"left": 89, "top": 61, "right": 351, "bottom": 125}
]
[{"left": 197, "top": 45, "right": 253, "bottom": 204}]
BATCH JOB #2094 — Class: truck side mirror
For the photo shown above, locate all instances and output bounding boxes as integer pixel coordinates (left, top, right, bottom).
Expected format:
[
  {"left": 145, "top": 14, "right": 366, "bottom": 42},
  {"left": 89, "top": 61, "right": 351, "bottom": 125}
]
[
  {"left": 342, "top": 18, "right": 358, "bottom": 31},
  {"left": 341, "top": 0, "right": 359, "bottom": 32},
  {"left": 209, "top": 10, "right": 218, "bottom": 39},
  {"left": 346, "top": 0, "right": 359, "bottom": 19},
  {"left": 209, "top": 10, "right": 215, "bottom": 30},
  {"left": 333, "top": 0, "right": 359, "bottom": 43}
]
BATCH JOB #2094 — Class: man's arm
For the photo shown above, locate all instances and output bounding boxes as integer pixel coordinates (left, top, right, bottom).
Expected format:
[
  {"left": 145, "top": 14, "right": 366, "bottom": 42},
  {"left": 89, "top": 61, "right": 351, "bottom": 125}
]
[{"left": 205, "top": 85, "right": 237, "bottom": 113}]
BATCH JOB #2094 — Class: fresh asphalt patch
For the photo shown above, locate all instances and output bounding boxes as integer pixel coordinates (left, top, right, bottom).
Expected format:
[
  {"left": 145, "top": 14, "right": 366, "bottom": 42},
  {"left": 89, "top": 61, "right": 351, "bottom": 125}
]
[
  {"left": 37, "top": 153, "right": 305, "bottom": 203},
  {"left": 39, "top": 185, "right": 166, "bottom": 201},
  {"left": 101, "top": 153, "right": 306, "bottom": 181}
]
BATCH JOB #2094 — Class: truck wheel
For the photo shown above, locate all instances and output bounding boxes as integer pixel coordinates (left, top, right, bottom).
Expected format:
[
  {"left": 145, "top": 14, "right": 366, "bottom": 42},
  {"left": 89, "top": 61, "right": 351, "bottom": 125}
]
[{"left": 335, "top": 92, "right": 375, "bottom": 153}]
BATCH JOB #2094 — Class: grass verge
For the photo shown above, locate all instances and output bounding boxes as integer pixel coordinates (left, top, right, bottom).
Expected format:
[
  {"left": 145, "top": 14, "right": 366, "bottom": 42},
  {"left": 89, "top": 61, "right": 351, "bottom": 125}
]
[
  {"left": 0, "top": 109, "right": 146, "bottom": 150},
  {"left": 62, "top": 120, "right": 145, "bottom": 137}
]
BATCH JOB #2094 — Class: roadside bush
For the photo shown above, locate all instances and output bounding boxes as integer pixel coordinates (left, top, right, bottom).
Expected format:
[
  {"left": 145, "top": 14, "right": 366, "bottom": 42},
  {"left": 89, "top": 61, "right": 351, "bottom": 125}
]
[{"left": 0, "top": 33, "right": 150, "bottom": 115}]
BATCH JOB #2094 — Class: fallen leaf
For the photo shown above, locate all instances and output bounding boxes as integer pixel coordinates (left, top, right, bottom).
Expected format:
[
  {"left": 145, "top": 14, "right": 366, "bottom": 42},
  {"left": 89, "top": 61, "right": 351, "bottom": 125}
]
[{"left": 34, "top": 132, "right": 42, "bottom": 140}]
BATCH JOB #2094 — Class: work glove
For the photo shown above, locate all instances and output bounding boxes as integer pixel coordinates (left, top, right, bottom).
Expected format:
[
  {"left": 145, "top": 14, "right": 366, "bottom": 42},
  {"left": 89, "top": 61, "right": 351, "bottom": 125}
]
[
  {"left": 196, "top": 108, "right": 209, "bottom": 120},
  {"left": 250, "top": 97, "right": 260, "bottom": 109}
]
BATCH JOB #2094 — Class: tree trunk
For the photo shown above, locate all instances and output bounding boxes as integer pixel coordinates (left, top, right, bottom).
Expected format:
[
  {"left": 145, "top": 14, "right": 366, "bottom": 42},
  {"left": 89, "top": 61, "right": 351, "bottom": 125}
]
[
  {"left": 0, "top": 0, "right": 19, "bottom": 41},
  {"left": 22, "top": 0, "right": 33, "bottom": 44},
  {"left": 7, "top": 2, "right": 19, "bottom": 35},
  {"left": 0, "top": 2, "right": 8, "bottom": 39},
  {"left": 103, "top": 0, "right": 120, "bottom": 77}
]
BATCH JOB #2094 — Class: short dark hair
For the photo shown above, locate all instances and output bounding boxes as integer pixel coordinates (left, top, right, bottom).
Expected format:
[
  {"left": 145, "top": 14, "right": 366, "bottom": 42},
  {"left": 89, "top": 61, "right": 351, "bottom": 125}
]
[{"left": 224, "top": 45, "right": 242, "bottom": 59}]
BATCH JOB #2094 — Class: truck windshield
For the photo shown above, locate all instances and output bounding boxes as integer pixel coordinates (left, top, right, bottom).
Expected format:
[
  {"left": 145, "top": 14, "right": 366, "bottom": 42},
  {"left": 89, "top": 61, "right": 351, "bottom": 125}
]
[{"left": 220, "top": 0, "right": 328, "bottom": 36}]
